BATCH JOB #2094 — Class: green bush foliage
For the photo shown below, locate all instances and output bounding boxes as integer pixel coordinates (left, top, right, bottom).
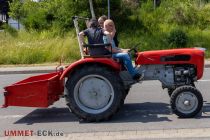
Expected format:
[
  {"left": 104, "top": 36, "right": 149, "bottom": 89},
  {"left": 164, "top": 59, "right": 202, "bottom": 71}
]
[
  {"left": 167, "top": 29, "right": 188, "bottom": 48},
  {"left": 9, "top": 0, "right": 122, "bottom": 35},
  {"left": 119, "top": 0, "right": 210, "bottom": 51},
  {"left": 9, "top": 0, "right": 89, "bottom": 34}
]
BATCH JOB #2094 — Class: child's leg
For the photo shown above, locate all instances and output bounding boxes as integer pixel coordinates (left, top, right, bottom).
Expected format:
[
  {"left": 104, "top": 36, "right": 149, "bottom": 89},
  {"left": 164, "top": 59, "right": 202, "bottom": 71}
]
[{"left": 112, "top": 53, "right": 137, "bottom": 76}]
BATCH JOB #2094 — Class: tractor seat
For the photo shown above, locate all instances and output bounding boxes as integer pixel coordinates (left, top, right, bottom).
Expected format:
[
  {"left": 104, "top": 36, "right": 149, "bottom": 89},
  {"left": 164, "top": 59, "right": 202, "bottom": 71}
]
[{"left": 83, "top": 43, "right": 112, "bottom": 58}]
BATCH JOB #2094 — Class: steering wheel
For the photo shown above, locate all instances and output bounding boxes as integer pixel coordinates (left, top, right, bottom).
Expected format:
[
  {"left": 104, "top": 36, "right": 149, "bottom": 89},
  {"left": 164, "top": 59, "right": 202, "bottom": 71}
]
[{"left": 128, "top": 43, "right": 141, "bottom": 59}]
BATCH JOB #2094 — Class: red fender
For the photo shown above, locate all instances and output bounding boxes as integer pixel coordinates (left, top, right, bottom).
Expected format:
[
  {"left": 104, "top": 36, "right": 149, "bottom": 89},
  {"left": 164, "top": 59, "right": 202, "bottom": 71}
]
[{"left": 60, "top": 58, "right": 121, "bottom": 80}]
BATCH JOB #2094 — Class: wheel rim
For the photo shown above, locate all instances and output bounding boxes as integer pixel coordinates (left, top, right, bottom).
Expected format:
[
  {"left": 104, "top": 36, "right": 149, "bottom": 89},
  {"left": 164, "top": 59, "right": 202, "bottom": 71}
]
[
  {"left": 74, "top": 74, "right": 114, "bottom": 114},
  {"left": 175, "top": 92, "right": 198, "bottom": 114}
]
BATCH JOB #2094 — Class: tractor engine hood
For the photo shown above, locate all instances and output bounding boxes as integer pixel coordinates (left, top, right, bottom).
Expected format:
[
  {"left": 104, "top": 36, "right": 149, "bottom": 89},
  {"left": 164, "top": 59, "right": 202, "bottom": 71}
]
[{"left": 135, "top": 48, "right": 205, "bottom": 80}]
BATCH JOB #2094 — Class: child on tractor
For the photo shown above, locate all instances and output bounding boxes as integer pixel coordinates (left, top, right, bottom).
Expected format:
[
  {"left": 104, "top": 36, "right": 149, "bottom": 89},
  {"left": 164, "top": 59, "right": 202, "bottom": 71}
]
[
  {"left": 98, "top": 15, "right": 119, "bottom": 47},
  {"left": 103, "top": 19, "right": 142, "bottom": 80},
  {"left": 79, "top": 18, "right": 142, "bottom": 80}
]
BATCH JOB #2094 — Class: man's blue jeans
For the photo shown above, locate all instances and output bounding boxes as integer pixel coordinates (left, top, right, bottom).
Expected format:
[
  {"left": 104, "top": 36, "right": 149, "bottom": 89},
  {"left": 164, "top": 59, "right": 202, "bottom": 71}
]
[{"left": 112, "top": 53, "right": 137, "bottom": 77}]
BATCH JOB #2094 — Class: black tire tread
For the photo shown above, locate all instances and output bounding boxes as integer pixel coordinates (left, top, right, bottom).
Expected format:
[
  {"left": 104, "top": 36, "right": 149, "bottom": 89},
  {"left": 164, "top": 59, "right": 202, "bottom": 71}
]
[
  {"left": 65, "top": 64, "right": 124, "bottom": 122},
  {"left": 170, "top": 86, "right": 203, "bottom": 118}
]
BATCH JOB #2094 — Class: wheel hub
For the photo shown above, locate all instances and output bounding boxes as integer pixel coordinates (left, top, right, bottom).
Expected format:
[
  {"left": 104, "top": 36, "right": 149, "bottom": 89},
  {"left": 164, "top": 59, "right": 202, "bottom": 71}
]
[
  {"left": 74, "top": 75, "right": 114, "bottom": 114},
  {"left": 176, "top": 92, "right": 198, "bottom": 114}
]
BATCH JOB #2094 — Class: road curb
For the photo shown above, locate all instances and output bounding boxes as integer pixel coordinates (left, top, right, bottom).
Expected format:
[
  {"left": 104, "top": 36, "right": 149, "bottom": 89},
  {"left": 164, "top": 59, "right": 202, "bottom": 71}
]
[
  {"left": 0, "top": 70, "right": 55, "bottom": 75},
  {"left": 0, "top": 66, "right": 57, "bottom": 75}
]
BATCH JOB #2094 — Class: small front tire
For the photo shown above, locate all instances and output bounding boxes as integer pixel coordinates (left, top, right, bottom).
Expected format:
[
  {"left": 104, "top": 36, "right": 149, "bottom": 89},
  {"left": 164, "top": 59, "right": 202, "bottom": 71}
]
[{"left": 170, "top": 86, "right": 203, "bottom": 118}]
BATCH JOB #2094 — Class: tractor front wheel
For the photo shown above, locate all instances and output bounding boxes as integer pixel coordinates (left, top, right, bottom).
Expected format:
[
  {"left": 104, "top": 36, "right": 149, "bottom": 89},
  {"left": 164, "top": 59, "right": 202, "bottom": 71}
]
[
  {"left": 170, "top": 86, "right": 203, "bottom": 118},
  {"left": 65, "top": 65, "right": 124, "bottom": 122}
]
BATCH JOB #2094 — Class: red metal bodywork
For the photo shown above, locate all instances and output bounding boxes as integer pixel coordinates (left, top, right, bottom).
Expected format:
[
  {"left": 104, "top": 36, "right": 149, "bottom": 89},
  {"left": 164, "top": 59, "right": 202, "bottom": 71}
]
[
  {"left": 135, "top": 48, "right": 205, "bottom": 79},
  {"left": 3, "top": 72, "right": 64, "bottom": 108},
  {"left": 60, "top": 57, "right": 121, "bottom": 80},
  {"left": 2, "top": 58, "right": 120, "bottom": 108}
]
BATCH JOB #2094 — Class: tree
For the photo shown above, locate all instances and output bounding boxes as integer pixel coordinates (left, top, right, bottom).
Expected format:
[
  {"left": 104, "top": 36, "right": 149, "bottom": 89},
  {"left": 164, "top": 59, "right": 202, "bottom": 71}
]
[
  {"left": 8, "top": 0, "right": 122, "bottom": 32},
  {"left": 9, "top": 0, "right": 22, "bottom": 20},
  {"left": 74, "top": 0, "right": 95, "bottom": 18}
]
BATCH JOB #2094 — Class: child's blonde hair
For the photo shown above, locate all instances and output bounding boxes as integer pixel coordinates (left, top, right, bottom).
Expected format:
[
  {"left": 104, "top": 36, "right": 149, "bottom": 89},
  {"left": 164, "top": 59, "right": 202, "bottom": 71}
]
[{"left": 104, "top": 19, "right": 115, "bottom": 26}]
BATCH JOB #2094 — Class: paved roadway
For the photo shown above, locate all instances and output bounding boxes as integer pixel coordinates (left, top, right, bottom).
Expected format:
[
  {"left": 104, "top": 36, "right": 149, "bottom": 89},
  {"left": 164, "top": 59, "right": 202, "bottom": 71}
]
[{"left": 0, "top": 68, "right": 210, "bottom": 138}]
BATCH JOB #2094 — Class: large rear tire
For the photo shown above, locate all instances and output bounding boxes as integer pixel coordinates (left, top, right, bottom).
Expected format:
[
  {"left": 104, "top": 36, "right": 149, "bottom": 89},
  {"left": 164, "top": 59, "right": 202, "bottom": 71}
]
[
  {"left": 65, "top": 65, "right": 124, "bottom": 122},
  {"left": 170, "top": 86, "right": 203, "bottom": 118}
]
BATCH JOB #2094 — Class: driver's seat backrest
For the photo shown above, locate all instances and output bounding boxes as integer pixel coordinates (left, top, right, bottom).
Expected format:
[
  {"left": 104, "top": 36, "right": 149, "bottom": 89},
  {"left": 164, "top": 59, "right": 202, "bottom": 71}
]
[{"left": 83, "top": 44, "right": 112, "bottom": 58}]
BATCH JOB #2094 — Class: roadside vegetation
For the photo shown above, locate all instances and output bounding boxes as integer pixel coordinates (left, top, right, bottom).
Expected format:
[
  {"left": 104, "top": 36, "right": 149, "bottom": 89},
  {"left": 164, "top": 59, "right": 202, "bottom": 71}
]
[
  {"left": 0, "top": 0, "right": 210, "bottom": 64},
  {"left": 0, "top": 30, "right": 80, "bottom": 64}
]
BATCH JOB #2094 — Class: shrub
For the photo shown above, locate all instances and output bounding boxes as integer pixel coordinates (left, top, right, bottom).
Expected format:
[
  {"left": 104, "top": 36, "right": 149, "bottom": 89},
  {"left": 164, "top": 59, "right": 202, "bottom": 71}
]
[{"left": 167, "top": 29, "right": 188, "bottom": 48}]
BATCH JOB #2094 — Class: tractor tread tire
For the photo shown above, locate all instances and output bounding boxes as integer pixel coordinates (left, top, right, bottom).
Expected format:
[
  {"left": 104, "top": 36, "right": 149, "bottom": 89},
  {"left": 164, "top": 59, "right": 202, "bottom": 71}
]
[
  {"left": 65, "top": 64, "right": 124, "bottom": 122},
  {"left": 170, "top": 86, "right": 203, "bottom": 118}
]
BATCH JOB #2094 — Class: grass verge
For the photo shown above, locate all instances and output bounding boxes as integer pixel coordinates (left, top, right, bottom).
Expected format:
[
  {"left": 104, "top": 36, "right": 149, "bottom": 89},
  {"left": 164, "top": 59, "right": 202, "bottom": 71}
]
[{"left": 0, "top": 30, "right": 80, "bottom": 65}]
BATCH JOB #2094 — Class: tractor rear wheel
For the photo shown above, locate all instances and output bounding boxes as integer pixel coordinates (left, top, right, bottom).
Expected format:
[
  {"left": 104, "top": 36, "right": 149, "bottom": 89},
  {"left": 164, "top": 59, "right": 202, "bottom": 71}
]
[
  {"left": 65, "top": 65, "right": 124, "bottom": 122},
  {"left": 170, "top": 86, "right": 203, "bottom": 118}
]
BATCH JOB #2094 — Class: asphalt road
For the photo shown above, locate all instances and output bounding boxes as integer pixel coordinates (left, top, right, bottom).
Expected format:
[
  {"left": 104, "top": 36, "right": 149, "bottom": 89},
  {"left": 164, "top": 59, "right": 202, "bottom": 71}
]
[{"left": 0, "top": 68, "right": 210, "bottom": 137}]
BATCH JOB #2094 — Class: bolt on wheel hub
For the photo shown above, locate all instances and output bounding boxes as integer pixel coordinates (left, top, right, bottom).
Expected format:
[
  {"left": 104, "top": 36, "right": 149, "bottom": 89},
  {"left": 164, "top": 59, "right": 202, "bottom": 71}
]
[{"left": 184, "top": 100, "right": 190, "bottom": 106}]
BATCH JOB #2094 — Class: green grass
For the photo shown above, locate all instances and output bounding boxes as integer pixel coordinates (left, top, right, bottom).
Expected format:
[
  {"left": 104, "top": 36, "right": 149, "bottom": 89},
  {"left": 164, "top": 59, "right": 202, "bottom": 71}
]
[{"left": 0, "top": 30, "right": 80, "bottom": 65}]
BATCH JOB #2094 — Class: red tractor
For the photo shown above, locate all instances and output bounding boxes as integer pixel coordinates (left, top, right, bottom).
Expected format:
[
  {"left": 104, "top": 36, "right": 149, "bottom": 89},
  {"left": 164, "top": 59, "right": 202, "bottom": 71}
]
[{"left": 3, "top": 16, "right": 205, "bottom": 122}]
